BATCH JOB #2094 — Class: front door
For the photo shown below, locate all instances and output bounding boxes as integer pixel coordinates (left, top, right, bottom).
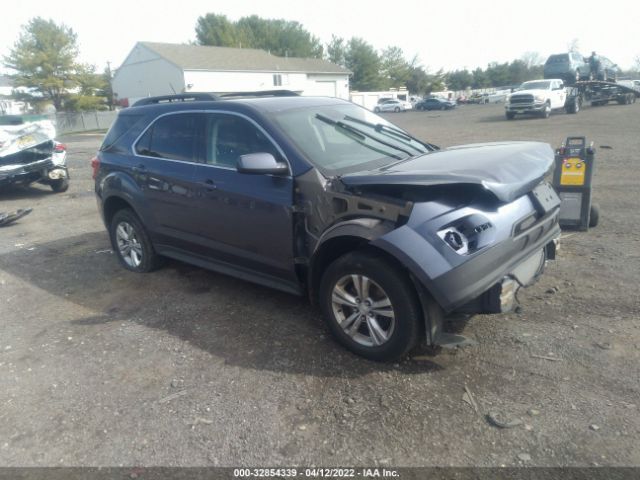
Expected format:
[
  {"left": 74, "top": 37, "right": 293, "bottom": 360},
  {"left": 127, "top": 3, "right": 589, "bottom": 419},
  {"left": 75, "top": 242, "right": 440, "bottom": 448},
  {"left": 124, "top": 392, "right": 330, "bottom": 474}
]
[{"left": 191, "top": 112, "right": 297, "bottom": 284}]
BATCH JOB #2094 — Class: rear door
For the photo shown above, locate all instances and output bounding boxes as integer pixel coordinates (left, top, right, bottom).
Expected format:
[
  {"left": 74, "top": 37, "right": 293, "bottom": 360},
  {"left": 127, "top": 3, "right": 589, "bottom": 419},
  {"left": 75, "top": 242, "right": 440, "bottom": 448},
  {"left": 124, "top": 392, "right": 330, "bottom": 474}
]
[
  {"left": 133, "top": 112, "right": 204, "bottom": 246},
  {"left": 191, "top": 112, "right": 297, "bottom": 283},
  {"left": 551, "top": 80, "right": 566, "bottom": 108}
]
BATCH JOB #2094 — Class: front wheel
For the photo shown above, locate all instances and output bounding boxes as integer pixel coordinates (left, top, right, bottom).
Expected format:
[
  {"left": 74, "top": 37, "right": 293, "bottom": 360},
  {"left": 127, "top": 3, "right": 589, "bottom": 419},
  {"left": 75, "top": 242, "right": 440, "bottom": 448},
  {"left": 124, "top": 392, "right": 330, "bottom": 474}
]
[
  {"left": 319, "top": 251, "right": 422, "bottom": 361},
  {"left": 394, "top": 107, "right": 400, "bottom": 112},
  {"left": 109, "top": 209, "right": 162, "bottom": 273},
  {"left": 374, "top": 107, "right": 381, "bottom": 113},
  {"left": 506, "top": 111, "right": 516, "bottom": 120},
  {"left": 540, "top": 102, "right": 551, "bottom": 118}
]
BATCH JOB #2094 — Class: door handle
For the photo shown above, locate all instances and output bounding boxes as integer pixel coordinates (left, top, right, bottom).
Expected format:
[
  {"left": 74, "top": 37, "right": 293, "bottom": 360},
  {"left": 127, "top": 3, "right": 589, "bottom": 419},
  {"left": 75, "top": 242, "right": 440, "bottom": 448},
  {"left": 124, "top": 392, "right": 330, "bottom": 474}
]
[{"left": 132, "top": 164, "right": 146, "bottom": 173}]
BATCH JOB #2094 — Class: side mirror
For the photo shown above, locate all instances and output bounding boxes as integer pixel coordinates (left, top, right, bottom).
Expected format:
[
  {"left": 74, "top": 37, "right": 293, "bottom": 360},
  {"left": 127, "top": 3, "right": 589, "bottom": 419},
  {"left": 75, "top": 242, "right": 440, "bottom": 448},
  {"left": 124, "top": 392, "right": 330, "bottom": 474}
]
[{"left": 237, "top": 153, "right": 289, "bottom": 175}]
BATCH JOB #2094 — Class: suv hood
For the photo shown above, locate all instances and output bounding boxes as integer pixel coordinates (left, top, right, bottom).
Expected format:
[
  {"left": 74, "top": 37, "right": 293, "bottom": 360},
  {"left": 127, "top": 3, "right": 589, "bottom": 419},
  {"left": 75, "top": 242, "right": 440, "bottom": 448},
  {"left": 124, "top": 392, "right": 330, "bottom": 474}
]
[{"left": 340, "top": 141, "right": 554, "bottom": 203}]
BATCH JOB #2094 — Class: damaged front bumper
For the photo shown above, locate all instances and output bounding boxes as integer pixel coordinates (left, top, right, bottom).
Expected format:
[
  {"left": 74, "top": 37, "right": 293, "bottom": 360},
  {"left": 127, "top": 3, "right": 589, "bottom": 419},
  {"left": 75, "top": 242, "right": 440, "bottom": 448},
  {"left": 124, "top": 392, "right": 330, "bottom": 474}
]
[{"left": 372, "top": 186, "right": 561, "bottom": 316}]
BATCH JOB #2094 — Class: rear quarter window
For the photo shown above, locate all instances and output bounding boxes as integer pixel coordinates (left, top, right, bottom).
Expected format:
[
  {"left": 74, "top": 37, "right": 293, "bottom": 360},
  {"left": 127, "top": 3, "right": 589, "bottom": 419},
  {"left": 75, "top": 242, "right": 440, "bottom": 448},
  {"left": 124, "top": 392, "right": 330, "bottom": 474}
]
[{"left": 100, "top": 114, "right": 144, "bottom": 151}]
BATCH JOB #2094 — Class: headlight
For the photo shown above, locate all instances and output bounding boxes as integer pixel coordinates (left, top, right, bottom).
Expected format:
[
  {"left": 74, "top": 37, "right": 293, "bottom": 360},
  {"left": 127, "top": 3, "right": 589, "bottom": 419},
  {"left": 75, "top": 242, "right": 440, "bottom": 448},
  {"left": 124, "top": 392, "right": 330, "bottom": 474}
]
[
  {"left": 437, "top": 215, "right": 496, "bottom": 255},
  {"left": 535, "top": 95, "right": 546, "bottom": 102}
]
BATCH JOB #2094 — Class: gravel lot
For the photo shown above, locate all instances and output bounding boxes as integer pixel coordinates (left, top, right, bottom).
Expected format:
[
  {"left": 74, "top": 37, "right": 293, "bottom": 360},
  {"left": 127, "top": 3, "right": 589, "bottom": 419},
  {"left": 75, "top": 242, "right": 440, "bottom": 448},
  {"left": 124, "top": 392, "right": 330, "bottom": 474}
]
[{"left": 0, "top": 102, "right": 639, "bottom": 467}]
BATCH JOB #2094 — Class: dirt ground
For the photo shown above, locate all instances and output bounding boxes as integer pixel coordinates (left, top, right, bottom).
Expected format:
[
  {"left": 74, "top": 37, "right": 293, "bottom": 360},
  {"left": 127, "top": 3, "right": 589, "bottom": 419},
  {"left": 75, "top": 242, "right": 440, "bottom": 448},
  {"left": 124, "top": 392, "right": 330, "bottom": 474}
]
[{"left": 0, "top": 102, "right": 638, "bottom": 468}]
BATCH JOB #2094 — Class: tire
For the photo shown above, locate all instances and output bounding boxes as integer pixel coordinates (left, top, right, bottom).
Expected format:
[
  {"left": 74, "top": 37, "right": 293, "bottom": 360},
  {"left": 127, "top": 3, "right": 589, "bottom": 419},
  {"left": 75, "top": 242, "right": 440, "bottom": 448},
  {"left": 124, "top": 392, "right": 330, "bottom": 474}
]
[
  {"left": 566, "top": 97, "right": 580, "bottom": 114},
  {"left": 109, "top": 208, "right": 162, "bottom": 273},
  {"left": 506, "top": 112, "right": 516, "bottom": 120},
  {"left": 589, "top": 204, "right": 599, "bottom": 228},
  {"left": 440, "top": 105, "right": 446, "bottom": 111},
  {"left": 319, "top": 251, "right": 422, "bottom": 361},
  {"left": 416, "top": 105, "right": 424, "bottom": 111},
  {"left": 50, "top": 177, "right": 69, "bottom": 193},
  {"left": 374, "top": 107, "right": 381, "bottom": 113},
  {"left": 394, "top": 107, "right": 400, "bottom": 112},
  {"left": 540, "top": 102, "right": 551, "bottom": 118}
]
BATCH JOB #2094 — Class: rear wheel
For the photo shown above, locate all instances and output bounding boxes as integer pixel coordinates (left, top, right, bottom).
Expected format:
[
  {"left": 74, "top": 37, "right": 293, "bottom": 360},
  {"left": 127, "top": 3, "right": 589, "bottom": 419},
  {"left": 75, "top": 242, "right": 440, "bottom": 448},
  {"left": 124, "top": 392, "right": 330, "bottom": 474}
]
[
  {"left": 109, "top": 209, "right": 162, "bottom": 273},
  {"left": 374, "top": 106, "right": 381, "bottom": 113},
  {"left": 566, "top": 96, "right": 581, "bottom": 114},
  {"left": 50, "top": 178, "right": 69, "bottom": 193},
  {"left": 319, "top": 251, "right": 422, "bottom": 361},
  {"left": 394, "top": 107, "right": 400, "bottom": 112}
]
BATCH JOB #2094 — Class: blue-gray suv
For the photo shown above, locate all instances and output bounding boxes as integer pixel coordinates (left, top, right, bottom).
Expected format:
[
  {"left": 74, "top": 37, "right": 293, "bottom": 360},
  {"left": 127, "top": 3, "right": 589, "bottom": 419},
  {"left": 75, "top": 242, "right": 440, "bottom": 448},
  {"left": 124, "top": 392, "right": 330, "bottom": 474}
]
[{"left": 93, "top": 92, "right": 560, "bottom": 361}]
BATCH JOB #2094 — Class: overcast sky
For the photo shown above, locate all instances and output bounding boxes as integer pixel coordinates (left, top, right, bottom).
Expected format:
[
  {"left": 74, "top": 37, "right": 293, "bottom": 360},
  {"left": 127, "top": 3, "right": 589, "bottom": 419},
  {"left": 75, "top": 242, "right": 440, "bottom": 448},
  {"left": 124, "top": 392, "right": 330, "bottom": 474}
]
[{"left": 2, "top": 0, "right": 639, "bottom": 74}]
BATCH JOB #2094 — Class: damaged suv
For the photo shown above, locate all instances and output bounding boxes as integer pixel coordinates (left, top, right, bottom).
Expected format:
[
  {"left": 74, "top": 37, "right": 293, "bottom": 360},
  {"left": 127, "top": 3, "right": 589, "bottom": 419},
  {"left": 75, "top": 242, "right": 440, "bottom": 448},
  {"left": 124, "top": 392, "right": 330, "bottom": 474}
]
[
  {"left": 0, "top": 115, "right": 69, "bottom": 192},
  {"left": 94, "top": 92, "right": 560, "bottom": 361}
]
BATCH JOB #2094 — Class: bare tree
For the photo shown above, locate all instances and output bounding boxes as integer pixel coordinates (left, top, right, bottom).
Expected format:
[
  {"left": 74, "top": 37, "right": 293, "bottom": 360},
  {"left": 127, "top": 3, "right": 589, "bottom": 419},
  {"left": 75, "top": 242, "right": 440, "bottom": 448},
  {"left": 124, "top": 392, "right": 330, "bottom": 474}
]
[
  {"left": 520, "top": 51, "right": 544, "bottom": 68},
  {"left": 567, "top": 38, "right": 580, "bottom": 52}
]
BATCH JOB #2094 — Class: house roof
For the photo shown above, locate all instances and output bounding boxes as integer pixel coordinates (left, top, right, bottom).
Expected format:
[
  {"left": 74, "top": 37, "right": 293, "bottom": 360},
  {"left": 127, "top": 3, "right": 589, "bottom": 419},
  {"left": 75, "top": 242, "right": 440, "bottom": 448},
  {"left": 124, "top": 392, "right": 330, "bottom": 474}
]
[{"left": 139, "top": 42, "right": 350, "bottom": 75}]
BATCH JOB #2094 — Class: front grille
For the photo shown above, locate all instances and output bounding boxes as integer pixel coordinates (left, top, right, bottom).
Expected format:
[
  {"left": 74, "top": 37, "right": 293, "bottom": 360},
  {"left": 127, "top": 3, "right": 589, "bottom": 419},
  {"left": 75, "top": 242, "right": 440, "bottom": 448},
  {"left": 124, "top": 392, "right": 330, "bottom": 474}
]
[{"left": 510, "top": 94, "right": 534, "bottom": 104}]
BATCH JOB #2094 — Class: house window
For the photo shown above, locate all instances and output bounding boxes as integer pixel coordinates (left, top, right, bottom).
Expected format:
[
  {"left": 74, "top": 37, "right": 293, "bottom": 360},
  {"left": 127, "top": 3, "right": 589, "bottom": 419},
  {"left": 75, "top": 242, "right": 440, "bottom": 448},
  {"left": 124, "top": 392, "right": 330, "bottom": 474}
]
[{"left": 273, "top": 74, "right": 282, "bottom": 86}]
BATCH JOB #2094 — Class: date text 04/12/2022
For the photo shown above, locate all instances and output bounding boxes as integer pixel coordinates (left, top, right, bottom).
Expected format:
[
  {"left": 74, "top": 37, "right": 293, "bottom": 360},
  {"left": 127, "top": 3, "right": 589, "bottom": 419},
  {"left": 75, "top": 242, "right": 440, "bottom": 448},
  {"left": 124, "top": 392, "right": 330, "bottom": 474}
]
[{"left": 233, "top": 467, "right": 399, "bottom": 478}]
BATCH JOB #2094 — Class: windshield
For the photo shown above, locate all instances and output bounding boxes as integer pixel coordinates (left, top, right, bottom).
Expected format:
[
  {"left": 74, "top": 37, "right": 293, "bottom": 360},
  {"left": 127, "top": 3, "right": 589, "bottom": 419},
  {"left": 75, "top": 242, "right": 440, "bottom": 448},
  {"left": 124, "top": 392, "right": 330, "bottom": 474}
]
[
  {"left": 271, "top": 103, "right": 430, "bottom": 176},
  {"left": 519, "top": 81, "right": 552, "bottom": 91}
]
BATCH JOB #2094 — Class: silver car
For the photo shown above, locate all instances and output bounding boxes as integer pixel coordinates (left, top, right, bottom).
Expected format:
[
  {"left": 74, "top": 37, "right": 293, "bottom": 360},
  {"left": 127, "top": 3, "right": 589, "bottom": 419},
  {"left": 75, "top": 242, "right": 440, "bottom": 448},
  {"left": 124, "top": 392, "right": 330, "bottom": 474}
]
[{"left": 374, "top": 99, "right": 412, "bottom": 113}]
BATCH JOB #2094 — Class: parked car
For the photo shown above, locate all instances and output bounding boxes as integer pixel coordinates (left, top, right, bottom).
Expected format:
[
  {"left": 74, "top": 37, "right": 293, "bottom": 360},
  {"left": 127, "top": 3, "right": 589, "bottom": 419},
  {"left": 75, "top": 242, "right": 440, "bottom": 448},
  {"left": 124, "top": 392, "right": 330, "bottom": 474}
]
[
  {"left": 373, "top": 99, "right": 412, "bottom": 112},
  {"left": 543, "top": 52, "right": 592, "bottom": 84},
  {"left": 415, "top": 98, "right": 456, "bottom": 111},
  {"left": 94, "top": 92, "right": 560, "bottom": 361},
  {"left": 468, "top": 93, "right": 489, "bottom": 104},
  {"left": 0, "top": 115, "right": 69, "bottom": 192}
]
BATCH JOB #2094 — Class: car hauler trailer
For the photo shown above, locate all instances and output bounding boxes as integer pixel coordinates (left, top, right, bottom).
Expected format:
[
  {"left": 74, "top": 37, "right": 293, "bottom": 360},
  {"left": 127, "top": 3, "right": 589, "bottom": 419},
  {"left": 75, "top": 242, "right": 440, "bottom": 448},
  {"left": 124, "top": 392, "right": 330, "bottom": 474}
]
[{"left": 567, "top": 80, "right": 639, "bottom": 109}]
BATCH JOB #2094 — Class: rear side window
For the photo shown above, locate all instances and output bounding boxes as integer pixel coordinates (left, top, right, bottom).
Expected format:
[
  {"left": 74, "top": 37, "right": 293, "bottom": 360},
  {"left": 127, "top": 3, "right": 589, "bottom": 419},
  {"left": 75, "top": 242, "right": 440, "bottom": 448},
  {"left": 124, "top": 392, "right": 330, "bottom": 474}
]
[
  {"left": 101, "top": 114, "right": 143, "bottom": 151},
  {"left": 136, "top": 113, "right": 205, "bottom": 163}
]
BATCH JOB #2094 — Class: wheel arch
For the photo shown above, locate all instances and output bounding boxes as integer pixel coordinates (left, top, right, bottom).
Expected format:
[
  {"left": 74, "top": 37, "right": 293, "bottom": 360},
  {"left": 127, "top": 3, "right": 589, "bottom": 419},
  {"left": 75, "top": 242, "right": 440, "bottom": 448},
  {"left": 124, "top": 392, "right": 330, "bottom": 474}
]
[
  {"left": 103, "top": 194, "right": 138, "bottom": 228},
  {"left": 308, "top": 220, "right": 444, "bottom": 345},
  {"left": 99, "top": 172, "right": 152, "bottom": 230}
]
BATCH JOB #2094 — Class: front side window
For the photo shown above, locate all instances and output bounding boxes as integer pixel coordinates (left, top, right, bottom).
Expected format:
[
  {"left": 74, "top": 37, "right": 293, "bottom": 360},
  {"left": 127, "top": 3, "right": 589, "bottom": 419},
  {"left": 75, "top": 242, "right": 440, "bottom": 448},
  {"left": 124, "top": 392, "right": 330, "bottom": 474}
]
[
  {"left": 136, "top": 113, "right": 205, "bottom": 163},
  {"left": 205, "top": 114, "right": 282, "bottom": 167}
]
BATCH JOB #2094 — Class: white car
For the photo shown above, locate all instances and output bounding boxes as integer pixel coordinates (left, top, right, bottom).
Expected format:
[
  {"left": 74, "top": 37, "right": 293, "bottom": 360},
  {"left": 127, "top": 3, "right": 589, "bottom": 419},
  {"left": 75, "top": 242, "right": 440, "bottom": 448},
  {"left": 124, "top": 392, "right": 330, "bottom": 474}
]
[{"left": 373, "top": 99, "right": 413, "bottom": 113}]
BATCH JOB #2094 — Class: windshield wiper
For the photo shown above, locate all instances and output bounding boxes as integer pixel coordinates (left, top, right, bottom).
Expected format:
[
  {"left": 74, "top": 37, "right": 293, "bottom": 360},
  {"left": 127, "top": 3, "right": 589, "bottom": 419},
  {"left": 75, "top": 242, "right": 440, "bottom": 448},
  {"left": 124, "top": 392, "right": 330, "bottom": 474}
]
[
  {"left": 315, "top": 114, "right": 413, "bottom": 158},
  {"left": 343, "top": 115, "right": 439, "bottom": 152}
]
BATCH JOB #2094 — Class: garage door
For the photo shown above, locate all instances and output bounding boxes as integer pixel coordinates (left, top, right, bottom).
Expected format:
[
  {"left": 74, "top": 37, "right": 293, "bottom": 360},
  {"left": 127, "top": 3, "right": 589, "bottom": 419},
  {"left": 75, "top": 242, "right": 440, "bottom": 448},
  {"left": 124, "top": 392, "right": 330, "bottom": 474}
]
[{"left": 312, "top": 81, "right": 337, "bottom": 97}]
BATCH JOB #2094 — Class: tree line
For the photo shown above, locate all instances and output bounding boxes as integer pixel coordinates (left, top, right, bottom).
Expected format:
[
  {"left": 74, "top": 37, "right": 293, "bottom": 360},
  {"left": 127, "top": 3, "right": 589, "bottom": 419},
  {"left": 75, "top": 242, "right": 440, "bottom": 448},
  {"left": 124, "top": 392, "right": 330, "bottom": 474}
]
[{"left": 4, "top": 15, "right": 639, "bottom": 111}]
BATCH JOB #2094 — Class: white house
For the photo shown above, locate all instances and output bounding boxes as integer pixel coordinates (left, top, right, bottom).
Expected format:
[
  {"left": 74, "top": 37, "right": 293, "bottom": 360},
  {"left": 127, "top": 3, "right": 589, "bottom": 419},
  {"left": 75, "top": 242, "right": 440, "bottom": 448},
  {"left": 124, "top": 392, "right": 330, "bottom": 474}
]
[{"left": 112, "top": 42, "right": 351, "bottom": 106}]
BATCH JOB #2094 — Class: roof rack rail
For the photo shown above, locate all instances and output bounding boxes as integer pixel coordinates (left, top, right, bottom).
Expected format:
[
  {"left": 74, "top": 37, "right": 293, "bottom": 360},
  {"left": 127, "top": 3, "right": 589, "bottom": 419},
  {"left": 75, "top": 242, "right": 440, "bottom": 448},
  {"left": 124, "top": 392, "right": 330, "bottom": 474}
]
[
  {"left": 132, "top": 93, "right": 220, "bottom": 107},
  {"left": 216, "top": 90, "right": 300, "bottom": 99}
]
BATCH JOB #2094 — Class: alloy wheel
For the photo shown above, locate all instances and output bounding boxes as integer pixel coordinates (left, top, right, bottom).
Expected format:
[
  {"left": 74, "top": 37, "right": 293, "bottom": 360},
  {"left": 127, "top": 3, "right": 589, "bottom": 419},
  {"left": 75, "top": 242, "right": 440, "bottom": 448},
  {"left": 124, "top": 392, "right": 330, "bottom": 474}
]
[
  {"left": 115, "top": 221, "right": 144, "bottom": 268},
  {"left": 331, "top": 274, "right": 396, "bottom": 347}
]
